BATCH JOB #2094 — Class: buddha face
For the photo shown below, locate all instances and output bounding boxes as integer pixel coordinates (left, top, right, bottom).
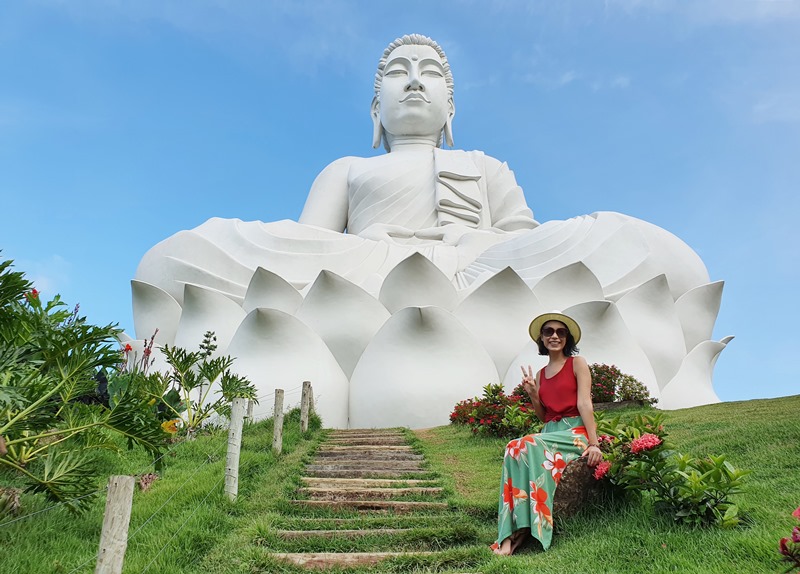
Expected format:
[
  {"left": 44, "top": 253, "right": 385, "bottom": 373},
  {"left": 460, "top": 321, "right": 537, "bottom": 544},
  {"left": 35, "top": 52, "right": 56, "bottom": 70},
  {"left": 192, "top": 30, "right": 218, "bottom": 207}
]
[{"left": 376, "top": 44, "right": 454, "bottom": 142}]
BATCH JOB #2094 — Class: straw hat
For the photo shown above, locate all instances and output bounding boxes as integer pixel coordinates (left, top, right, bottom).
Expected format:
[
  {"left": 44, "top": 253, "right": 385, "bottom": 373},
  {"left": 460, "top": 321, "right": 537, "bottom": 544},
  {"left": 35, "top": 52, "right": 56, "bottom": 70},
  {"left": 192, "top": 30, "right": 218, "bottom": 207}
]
[{"left": 528, "top": 311, "right": 582, "bottom": 344}]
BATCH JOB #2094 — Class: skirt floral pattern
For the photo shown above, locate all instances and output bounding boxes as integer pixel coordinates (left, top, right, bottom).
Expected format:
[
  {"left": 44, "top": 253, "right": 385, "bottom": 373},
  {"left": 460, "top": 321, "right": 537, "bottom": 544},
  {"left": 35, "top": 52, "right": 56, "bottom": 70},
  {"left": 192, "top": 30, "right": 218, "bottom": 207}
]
[{"left": 493, "top": 416, "right": 588, "bottom": 551}]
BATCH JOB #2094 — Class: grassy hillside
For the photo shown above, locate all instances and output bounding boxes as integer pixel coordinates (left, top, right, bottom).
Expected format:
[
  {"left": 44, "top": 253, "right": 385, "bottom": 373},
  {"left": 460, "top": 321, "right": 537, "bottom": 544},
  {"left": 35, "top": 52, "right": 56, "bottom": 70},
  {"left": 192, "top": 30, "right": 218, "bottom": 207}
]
[
  {"left": 1, "top": 396, "right": 797, "bottom": 573},
  {"left": 416, "top": 394, "right": 800, "bottom": 574}
]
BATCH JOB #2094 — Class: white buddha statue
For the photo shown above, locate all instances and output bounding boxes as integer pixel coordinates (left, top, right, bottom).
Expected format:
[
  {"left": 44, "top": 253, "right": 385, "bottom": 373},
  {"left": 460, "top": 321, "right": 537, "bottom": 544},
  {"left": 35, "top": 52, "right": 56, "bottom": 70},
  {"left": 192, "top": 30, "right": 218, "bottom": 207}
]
[{"left": 131, "top": 34, "right": 729, "bottom": 428}]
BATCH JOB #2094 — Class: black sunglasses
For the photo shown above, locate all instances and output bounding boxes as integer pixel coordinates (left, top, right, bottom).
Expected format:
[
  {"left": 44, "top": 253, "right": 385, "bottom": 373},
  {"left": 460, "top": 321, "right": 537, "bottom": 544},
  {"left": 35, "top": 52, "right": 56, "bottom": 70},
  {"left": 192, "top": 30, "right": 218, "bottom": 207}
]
[{"left": 541, "top": 327, "right": 568, "bottom": 338}]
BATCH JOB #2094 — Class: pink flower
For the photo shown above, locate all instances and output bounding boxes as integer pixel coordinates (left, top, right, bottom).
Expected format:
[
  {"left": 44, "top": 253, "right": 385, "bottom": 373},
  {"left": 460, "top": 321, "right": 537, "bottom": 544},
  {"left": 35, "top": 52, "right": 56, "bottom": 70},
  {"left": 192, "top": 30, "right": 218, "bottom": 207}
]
[
  {"left": 630, "top": 433, "right": 662, "bottom": 454},
  {"left": 793, "top": 507, "right": 800, "bottom": 520},
  {"left": 593, "top": 460, "right": 611, "bottom": 480},
  {"left": 792, "top": 526, "right": 800, "bottom": 544}
]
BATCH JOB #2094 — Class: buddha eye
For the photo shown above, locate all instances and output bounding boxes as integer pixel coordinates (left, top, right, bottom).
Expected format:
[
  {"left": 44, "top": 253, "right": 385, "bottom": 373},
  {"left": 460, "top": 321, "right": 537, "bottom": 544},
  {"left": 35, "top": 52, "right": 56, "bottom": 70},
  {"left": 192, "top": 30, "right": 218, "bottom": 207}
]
[{"left": 385, "top": 65, "right": 408, "bottom": 77}]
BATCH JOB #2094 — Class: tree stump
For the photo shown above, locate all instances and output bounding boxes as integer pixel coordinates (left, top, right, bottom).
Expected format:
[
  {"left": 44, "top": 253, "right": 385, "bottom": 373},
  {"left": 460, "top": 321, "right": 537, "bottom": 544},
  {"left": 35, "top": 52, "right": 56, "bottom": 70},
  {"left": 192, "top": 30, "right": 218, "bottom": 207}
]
[{"left": 552, "top": 458, "right": 597, "bottom": 520}]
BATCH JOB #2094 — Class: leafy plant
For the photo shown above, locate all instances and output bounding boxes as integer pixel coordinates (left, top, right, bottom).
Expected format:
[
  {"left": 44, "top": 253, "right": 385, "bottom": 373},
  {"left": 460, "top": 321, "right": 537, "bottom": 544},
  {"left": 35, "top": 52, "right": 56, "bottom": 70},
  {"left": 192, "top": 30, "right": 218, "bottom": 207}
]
[
  {"left": 779, "top": 507, "right": 800, "bottom": 572},
  {"left": 0, "top": 256, "right": 164, "bottom": 514},
  {"left": 593, "top": 412, "right": 749, "bottom": 528},
  {"left": 450, "top": 383, "right": 541, "bottom": 438},
  {"left": 589, "top": 363, "right": 657, "bottom": 405},
  {"left": 109, "top": 331, "right": 258, "bottom": 439}
]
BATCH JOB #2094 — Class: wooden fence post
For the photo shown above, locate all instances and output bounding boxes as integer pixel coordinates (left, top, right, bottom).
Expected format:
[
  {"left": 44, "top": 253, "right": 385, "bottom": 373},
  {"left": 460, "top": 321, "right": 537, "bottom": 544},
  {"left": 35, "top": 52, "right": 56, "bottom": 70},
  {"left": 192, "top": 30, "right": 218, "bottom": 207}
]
[
  {"left": 95, "top": 475, "right": 135, "bottom": 574},
  {"left": 300, "top": 381, "right": 312, "bottom": 433},
  {"left": 272, "top": 389, "right": 285, "bottom": 455},
  {"left": 225, "top": 398, "right": 246, "bottom": 502}
]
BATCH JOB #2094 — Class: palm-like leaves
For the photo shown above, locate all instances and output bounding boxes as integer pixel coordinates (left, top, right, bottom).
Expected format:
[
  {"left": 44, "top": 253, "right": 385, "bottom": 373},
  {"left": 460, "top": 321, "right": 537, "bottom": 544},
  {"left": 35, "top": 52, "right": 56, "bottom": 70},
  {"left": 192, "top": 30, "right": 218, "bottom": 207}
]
[{"left": 0, "top": 257, "right": 164, "bottom": 514}]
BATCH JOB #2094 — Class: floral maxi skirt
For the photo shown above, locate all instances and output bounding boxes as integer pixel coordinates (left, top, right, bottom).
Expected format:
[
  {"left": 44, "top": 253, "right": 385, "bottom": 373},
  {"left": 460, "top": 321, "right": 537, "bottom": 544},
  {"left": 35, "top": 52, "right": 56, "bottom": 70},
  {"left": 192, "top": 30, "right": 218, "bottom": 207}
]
[{"left": 493, "top": 416, "right": 588, "bottom": 551}]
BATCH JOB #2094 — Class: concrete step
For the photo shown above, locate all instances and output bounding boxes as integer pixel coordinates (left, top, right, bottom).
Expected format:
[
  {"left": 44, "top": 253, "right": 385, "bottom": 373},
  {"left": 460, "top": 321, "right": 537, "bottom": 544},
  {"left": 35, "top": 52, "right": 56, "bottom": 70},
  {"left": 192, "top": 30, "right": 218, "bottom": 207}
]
[
  {"left": 272, "top": 551, "right": 436, "bottom": 569},
  {"left": 278, "top": 515, "right": 455, "bottom": 528},
  {"left": 304, "top": 468, "right": 431, "bottom": 479},
  {"left": 314, "top": 450, "right": 424, "bottom": 461},
  {"left": 274, "top": 528, "right": 414, "bottom": 540},
  {"left": 302, "top": 486, "right": 444, "bottom": 500},
  {"left": 327, "top": 431, "right": 407, "bottom": 438},
  {"left": 325, "top": 438, "right": 409, "bottom": 446},
  {"left": 301, "top": 477, "right": 439, "bottom": 489},
  {"left": 316, "top": 445, "right": 415, "bottom": 452},
  {"left": 306, "top": 461, "right": 424, "bottom": 471},
  {"left": 290, "top": 499, "right": 449, "bottom": 513}
]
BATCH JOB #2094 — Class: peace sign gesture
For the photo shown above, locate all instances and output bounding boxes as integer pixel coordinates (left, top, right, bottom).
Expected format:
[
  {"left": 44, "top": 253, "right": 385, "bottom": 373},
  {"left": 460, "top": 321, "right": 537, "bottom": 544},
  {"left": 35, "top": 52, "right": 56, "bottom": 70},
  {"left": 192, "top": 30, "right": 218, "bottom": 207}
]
[{"left": 520, "top": 365, "right": 539, "bottom": 402}]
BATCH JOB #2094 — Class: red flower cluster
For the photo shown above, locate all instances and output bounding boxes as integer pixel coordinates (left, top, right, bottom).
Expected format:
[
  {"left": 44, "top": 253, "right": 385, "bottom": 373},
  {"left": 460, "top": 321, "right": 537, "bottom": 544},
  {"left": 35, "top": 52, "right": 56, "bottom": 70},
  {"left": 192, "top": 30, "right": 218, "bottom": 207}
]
[
  {"left": 593, "top": 460, "right": 611, "bottom": 480},
  {"left": 630, "top": 433, "right": 662, "bottom": 454},
  {"left": 779, "top": 506, "right": 800, "bottom": 571}
]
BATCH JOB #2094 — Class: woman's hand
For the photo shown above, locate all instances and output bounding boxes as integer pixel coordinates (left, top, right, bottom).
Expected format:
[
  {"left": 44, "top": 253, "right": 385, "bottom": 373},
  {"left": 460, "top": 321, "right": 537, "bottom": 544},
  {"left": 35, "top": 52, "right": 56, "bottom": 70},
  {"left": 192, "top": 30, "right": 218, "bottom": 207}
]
[
  {"left": 581, "top": 444, "right": 603, "bottom": 467},
  {"left": 520, "top": 365, "right": 539, "bottom": 403}
]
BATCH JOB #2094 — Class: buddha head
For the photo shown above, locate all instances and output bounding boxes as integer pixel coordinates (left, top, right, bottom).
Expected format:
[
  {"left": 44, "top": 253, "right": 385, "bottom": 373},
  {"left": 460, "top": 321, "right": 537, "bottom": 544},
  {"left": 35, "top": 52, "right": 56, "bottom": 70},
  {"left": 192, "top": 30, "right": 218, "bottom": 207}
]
[{"left": 372, "top": 34, "right": 455, "bottom": 151}]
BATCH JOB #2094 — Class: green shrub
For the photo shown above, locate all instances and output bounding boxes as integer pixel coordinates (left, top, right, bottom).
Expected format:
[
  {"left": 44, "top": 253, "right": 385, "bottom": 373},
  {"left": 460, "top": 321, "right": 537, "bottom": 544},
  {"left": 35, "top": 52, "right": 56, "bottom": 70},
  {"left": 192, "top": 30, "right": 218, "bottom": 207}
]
[
  {"left": 450, "top": 383, "right": 542, "bottom": 439},
  {"left": 0, "top": 256, "right": 164, "bottom": 514},
  {"left": 593, "top": 412, "right": 749, "bottom": 528},
  {"left": 589, "top": 363, "right": 657, "bottom": 405}
]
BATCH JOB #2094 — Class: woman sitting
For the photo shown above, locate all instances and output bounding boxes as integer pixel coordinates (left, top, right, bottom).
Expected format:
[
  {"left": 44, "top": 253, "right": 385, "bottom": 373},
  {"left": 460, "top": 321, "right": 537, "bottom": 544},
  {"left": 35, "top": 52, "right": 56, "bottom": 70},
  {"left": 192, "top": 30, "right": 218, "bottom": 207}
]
[{"left": 491, "top": 311, "right": 602, "bottom": 555}]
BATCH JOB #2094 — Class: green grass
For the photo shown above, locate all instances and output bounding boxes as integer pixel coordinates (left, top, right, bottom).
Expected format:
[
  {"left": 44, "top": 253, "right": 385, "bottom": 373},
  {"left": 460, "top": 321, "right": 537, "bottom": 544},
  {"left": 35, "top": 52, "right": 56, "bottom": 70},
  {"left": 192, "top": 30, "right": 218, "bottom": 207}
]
[
  {"left": 0, "top": 408, "right": 323, "bottom": 574},
  {"left": 415, "top": 395, "right": 800, "bottom": 574},
  {"left": 1, "top": 396, "right": 798, "bottom": 573}
]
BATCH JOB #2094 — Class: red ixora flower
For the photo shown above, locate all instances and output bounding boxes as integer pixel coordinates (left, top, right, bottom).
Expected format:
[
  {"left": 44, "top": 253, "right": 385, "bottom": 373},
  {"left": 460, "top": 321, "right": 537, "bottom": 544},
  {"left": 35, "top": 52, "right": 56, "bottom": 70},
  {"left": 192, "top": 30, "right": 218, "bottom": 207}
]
[
  {"left": 630, "top": 433, "right": 662, "bottom": 454},
  {"left": 123, "top": 343, "right": 133, "bottom": 353},
  {"left": 780, "top": 537, "right": 790, "bottom": 556},
  {"left": 593, "top": 460, "right": 611, "bottom": 480},
  {"left": 30, "top": 288, "right": 39, "bottom": 298}
]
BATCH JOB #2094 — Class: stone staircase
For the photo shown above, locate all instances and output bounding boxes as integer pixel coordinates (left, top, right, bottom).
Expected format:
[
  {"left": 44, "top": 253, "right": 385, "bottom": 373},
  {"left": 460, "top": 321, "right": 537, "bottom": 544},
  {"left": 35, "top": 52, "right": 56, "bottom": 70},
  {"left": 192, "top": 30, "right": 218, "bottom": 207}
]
[{"left": 269, "top": 428, "right": 476, "bottom": 570}]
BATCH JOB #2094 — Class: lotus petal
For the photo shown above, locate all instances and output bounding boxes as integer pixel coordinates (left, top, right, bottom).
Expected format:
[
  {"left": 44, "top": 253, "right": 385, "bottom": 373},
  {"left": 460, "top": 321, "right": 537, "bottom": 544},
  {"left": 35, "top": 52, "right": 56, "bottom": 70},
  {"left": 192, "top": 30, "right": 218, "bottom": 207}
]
[
  {"left": 296, "top": 270, "right": 390, "bottom": 378},
  {"left": 243, "top": 267, "right": 303, "bottom": 314},
  {"left": 531, "top": 262, "right": 604, "bottom": 311},
  {"left": 502, "top": 340, "right": 547, "bottom": 391},
  {"left": 501, "top": 301, "right": 659, "bottom": 399},
  {"left": 615, "top": 275, "right": 686, "bottom": 390},
  {"left": 173, "top": 284, "right": 246, "bottom": 357},
  {"left": 227, "top": 308, "right": 349, "bottom": 428},
  {"left": 658, "top": 340, "right": 727, "bottom": 409},
  {"left": 131, "top": 280, "right": 181, "bottom": 345},
  {"left": 350, "top": 306, "right": 497, "bottom": 428},
  {"left": 454, "top": 267, "right": 543, "bottom": 380},
  {"left": 134, "top": 229, "right": 251, "bottom": 304},
  {"left": 379, "top": 253, "right": 458, "bottom": 313},
  {"left": 675, "top": 281, "right": 724, "bottom": 352},
  {"left": 564, "top": 301, "right": 659, "bottom": 397}
]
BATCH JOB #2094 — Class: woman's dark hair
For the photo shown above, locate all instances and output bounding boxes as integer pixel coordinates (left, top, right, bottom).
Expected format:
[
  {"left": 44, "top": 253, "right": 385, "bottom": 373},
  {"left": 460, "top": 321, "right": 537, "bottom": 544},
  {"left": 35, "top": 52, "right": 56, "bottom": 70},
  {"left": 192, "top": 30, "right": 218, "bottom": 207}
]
[{"left": 537, "top": 331, "right": 579, "bottom": 356}]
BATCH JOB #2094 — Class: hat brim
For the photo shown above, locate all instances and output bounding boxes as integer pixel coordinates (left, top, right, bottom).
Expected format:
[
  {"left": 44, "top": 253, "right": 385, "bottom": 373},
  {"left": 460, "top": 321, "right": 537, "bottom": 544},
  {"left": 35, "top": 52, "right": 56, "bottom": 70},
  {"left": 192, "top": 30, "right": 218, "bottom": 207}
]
[{"left": 528, "top": 312, "right": 582, "bottom": 344}]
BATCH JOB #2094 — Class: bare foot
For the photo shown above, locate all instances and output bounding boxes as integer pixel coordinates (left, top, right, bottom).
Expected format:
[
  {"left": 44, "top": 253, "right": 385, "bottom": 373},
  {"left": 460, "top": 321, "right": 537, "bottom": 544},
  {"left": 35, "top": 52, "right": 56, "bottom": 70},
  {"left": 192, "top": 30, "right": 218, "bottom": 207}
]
[{"left": 491, "top": 529, "right": 528, "bottom": 556}]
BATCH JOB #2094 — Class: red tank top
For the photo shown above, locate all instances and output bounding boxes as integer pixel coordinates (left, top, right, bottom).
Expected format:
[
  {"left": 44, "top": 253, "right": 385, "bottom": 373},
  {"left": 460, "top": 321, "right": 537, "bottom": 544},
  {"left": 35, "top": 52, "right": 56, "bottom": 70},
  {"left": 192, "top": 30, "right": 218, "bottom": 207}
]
[{"left": 538, "top": 356, "right": 581, "bottom": 422}]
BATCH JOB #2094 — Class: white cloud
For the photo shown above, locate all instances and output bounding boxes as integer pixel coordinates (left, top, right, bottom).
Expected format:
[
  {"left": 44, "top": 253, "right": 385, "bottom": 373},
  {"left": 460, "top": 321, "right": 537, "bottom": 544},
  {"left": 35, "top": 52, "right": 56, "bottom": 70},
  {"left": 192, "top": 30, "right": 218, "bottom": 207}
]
[
  {"left": 16, "top": 254, "right": 72, "bottom": 298},
  {"left": 37, "top": 0, "right": 372, "bottom": 73},
  {"left": 604, "top": 0, "right": 800, "bottom": 23},
  {"left": 753, "top": 92, "right": 800, "bottom": 123},
  {"left": 610, "top": 75, "right": 631, "bottom": 89},
  {"left": 557, "top": 71, "right": 578, "bottom": 86}
]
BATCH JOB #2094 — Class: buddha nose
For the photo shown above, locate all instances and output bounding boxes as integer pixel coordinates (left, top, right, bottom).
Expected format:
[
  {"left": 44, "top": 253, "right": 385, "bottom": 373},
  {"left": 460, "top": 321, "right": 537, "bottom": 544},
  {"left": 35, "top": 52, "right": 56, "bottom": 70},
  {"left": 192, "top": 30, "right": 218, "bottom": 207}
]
[{"left": 406, "top": 69, "right": 424, "bottom": 91}]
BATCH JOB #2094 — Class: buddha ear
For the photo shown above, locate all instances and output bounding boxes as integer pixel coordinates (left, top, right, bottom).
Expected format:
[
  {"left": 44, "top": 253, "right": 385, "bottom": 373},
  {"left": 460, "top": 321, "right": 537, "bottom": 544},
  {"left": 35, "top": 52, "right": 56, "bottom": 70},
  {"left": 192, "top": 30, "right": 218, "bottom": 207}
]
[
  {"left": 444, "top": 98, "right": 455, "bottom": 147},
  {"left": 371, "top": 97, "right": 383, "bottom": 149}
]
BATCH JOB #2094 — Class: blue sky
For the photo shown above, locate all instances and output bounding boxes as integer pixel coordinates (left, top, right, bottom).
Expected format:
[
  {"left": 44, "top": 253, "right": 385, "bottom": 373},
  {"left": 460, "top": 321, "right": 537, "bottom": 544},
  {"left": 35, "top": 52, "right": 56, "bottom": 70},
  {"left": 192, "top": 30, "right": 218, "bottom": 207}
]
[{"left": 1, "top": 1, "right": 798, "bottom": 403}]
